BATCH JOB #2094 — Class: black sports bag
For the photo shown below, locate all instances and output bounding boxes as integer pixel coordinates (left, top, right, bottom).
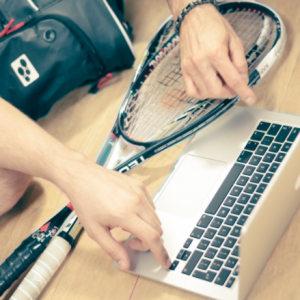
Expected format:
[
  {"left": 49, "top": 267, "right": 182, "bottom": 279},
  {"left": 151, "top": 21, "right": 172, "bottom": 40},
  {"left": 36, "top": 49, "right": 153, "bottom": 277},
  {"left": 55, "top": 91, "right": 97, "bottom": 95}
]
[{"left": 0, "top": 0, "right": 136, "bottom": 120}]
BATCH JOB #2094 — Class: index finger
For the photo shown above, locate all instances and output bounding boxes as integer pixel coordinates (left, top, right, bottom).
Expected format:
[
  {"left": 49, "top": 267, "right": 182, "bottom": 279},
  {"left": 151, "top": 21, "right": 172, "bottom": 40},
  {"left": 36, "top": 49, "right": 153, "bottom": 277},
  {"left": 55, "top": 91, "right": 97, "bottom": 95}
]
[
  {"left": 215, "top": 56, "right": 257, "bottom": 106},
  {"left": 125, "top": 217, "right": 171, "bottom": 268}
]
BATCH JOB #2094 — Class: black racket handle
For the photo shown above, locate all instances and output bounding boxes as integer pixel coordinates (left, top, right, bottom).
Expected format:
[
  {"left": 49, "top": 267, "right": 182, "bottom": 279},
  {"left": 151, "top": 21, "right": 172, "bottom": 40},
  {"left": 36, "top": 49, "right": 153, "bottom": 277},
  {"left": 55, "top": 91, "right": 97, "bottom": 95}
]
[{"left": 0, "top": 236, "right": 48, "bottom": 296}]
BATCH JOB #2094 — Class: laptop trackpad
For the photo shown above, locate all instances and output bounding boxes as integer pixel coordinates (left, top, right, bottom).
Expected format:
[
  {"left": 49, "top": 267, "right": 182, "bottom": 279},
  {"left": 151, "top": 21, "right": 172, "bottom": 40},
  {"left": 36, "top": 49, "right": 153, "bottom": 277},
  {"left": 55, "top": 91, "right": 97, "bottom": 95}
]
[{"left": 156, "top": 155, "right": 227, "bottom": 219}]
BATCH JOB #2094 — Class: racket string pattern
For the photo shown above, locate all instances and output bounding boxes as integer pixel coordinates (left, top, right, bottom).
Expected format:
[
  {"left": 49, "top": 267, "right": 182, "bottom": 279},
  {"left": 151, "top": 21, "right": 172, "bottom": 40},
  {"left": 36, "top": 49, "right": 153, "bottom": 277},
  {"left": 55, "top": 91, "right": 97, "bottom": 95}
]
[{"left": 121, "top": 9, "right": 275, "bottom": 148}]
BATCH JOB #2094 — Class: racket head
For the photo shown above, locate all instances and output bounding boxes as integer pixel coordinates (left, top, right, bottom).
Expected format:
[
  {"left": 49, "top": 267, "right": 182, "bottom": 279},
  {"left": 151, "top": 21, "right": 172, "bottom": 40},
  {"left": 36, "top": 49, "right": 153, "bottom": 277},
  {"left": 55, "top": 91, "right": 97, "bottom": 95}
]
[{"left": 116, "top": 1, "right": 285, "bottom": 147}]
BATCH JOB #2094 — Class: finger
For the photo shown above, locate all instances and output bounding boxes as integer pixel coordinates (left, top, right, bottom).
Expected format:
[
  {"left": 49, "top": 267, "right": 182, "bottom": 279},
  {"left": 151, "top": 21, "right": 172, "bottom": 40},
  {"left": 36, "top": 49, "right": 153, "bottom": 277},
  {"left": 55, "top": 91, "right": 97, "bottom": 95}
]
[
  {"left": 184, "top": 61, "right": 208, "bottom": 99},
  {"left": 125, "top": 217, "right": 171, "bottom": 268},
  {"left": 87, "top": 224, "right": 130, "bottom": 271},
  {"left": 228, "top": 34, "right": 249, "bottom": 83},
  {"left": 183, "top": 71, "right": 202, "bottom": 99},
  {"left": 137, "top": 207, "right": 163, "bottom": 236},
  {"left": 215, "top": 56, "right": 257, "bottom": 106},
  {"left": 128, "top": 237, "right": 150, "bottom": 252}
]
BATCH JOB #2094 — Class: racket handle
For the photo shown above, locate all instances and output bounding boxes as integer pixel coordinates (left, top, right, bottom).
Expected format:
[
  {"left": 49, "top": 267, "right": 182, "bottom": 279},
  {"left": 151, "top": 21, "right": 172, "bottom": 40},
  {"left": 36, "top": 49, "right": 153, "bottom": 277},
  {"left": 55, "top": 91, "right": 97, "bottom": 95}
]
[{"left": 10, "top": 235, "right": 71, "bottom": 300}]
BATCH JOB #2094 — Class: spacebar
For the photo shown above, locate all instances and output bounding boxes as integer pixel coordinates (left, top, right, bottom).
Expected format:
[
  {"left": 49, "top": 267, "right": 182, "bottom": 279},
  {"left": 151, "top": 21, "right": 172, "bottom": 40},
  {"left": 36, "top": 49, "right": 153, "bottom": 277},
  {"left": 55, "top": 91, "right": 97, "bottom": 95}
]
[{"left": 205, "top": 163, "right": 245, "bottom": 214}]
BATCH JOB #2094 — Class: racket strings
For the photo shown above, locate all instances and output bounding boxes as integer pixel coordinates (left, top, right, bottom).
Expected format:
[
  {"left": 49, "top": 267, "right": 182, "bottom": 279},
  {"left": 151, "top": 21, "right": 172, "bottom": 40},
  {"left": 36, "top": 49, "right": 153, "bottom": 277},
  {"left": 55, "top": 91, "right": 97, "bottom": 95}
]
[{"left": 122, "top": 10, "right": 276, "bottom": 143}]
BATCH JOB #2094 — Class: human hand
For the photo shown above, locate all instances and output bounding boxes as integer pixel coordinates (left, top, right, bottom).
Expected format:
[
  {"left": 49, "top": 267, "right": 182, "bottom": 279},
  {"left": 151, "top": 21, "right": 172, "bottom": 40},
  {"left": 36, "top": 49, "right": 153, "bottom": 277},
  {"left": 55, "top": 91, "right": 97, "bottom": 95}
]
[
  {"left": 175, "top": 3, "right": 257, "bottom": 105},
  {"left": 57, "top": 153, "right": 171, "bottom": 271}
]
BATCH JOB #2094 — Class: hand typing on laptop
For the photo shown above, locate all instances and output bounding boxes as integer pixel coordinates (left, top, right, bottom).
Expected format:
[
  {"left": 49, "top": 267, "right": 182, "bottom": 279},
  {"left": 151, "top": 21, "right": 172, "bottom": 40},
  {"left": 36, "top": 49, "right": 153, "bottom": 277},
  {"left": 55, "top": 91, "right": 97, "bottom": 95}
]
[{"left": 166, "top": 0, "right": 257, "bottom": 106}]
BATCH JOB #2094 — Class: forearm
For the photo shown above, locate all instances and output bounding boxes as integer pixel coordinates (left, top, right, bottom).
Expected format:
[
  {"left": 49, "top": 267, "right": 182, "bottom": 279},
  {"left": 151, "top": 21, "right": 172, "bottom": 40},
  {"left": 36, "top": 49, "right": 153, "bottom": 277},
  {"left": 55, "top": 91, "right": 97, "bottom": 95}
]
[
  {"left": 0, "top": 98, "right": 83, "bottom": 188},
  {"left": 166, "top": 0, "right": 213, "bottom": 17}
]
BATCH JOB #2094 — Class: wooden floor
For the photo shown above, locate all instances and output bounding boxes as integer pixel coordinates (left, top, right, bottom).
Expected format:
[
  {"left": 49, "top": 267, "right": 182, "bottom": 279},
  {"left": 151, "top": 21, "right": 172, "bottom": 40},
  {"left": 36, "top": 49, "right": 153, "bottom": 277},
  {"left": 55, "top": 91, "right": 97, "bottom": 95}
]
[{"left": 1, "top": 0, "right": 300, "bottom": 299}]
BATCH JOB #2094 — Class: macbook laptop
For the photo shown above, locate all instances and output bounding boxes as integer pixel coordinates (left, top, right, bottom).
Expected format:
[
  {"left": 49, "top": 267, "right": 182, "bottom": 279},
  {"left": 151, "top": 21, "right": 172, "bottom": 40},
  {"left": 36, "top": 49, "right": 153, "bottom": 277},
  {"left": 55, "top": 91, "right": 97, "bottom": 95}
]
[{"left": 121, "top": 105, "right": 300, "bottom": 300}]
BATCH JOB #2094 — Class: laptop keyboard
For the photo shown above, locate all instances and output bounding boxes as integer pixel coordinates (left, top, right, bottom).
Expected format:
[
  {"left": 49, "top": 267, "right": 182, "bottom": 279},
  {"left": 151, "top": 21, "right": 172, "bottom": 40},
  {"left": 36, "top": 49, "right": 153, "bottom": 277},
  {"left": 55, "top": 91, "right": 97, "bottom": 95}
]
[{"left": 169, "top": 121, "right": 300, "bottom": 288}]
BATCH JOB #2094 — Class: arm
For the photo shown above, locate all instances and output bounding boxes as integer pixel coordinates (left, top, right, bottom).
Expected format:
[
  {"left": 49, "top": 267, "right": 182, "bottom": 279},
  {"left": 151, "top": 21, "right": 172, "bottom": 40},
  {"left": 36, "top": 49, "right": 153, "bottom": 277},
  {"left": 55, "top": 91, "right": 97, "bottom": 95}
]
[
  {"left": 167, "top": 0, "right": 257, "bottom": 106},
  {"left": 0, "top": 98, "right": 171, "bottom": 270}
]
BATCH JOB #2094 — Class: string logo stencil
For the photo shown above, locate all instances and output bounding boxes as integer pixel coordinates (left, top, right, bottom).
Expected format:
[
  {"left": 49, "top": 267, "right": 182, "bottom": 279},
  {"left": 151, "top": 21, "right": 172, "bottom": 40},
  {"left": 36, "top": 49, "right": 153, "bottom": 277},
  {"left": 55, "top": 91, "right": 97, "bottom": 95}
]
[{"left": 11, "top": 54, "right": 39, "bottom": 87}]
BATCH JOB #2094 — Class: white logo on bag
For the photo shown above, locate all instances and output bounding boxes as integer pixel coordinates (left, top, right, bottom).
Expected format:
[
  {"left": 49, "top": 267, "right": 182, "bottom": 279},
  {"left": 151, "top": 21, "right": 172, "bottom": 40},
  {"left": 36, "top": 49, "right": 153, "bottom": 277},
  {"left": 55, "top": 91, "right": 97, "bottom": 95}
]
[{"left": 11, "top": 54, "right": 39, "bottom": 87}]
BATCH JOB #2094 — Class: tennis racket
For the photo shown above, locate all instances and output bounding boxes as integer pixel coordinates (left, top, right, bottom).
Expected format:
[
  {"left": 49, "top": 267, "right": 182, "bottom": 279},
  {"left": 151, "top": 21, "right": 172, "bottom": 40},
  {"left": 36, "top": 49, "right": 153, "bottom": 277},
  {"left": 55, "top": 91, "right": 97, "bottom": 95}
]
[
  {"left": 96, "top": 0, "right": 286, "bottom": 173},
  {"left": 0, "top": 203, "right": 73, "bottom": 296},
  {"left": 0, "top": 14, "right": 177, "bottom": 299},
  {"left": 6, "top": 1, "right": 286, "bottom": 298}
]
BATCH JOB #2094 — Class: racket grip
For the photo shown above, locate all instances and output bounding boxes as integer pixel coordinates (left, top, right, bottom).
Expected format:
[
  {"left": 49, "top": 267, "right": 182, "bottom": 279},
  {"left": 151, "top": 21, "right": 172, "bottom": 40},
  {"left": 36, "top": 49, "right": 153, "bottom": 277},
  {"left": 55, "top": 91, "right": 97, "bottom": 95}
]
[
  {"left": 11, "top": 236, "right": 71, "bottom": 300},
  {"left": 0, "top": 238, "right": 47, "bottom": 296}
]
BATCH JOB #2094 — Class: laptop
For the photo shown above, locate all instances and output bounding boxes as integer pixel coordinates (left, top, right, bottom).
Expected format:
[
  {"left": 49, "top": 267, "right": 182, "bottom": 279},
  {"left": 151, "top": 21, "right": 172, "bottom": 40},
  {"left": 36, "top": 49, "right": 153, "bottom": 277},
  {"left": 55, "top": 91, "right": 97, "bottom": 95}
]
[{"left": 120, "top": 105, "right": 300, "bottom": 300}]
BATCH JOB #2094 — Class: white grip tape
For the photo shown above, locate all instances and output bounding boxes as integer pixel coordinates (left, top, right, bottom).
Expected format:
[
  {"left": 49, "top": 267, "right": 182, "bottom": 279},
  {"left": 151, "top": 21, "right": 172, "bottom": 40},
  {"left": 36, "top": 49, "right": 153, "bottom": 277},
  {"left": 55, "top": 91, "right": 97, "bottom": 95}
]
[{"left": 10, "top": 236, "right": 71, "bottom": 300}]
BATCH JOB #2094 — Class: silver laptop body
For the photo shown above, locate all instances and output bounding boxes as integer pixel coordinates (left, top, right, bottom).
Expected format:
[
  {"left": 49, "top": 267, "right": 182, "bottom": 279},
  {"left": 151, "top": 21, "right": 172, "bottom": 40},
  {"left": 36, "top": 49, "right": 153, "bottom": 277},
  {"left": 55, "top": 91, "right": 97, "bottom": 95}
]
[{"left": 121, "top": 106, "right": 300, "bottom": 300}]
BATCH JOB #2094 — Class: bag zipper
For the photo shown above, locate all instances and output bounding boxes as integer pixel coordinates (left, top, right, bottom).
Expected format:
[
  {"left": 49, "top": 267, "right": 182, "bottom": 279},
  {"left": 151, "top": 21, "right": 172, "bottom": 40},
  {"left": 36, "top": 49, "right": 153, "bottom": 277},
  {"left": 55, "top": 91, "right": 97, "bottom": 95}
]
[{"left": 0, "top": 14, "right": 105, "bottom": 75}]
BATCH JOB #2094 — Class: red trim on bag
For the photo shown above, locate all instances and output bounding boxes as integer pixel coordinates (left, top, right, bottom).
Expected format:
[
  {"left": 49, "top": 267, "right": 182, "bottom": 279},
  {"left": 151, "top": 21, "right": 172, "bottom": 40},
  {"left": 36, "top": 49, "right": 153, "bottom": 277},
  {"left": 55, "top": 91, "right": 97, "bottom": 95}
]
[
  {"left": 0, "top": 19, "right": 25, "bottom": 38},
  {"left": 97, "top": 73, "right": 113, "bottom": 89}
]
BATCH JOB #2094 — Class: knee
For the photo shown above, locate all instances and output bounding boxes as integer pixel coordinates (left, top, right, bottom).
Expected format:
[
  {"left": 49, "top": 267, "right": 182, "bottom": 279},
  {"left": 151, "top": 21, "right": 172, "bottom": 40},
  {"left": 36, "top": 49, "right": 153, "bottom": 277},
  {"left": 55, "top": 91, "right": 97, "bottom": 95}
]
[{"left": 0, "top": 168, "right": 32, "bottom": 215}]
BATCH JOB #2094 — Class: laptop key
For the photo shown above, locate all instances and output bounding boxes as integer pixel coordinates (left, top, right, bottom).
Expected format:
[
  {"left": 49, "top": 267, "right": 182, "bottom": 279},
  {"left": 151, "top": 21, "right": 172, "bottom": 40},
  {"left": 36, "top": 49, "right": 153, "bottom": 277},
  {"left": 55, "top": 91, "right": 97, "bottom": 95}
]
[
  {"left": 182, "top": 250, "right": 203, "bottom": 275},
  {"left": 269, "top": 162, "right": 280, "bottom": 173},
  {"left": 224, "top": 237, "right": 237, "bottom": 248},
  {"left": 230, "top": 186, "right": 243, "bottom": 197},
  {"left": 224, "top": 196, "right": 236, "bottom": 207},
  {"left": 257, "top": 163, "right": 269, "bottom": 173},
  {"left": 257, "top": 121, "right": 271, "bottom": 131},
  {"left": 244, "top": 183, "right": 257, "bottom": 194},
  {"left": 204, "top": 228, "right": 217, "bottom": 239},
  {"left": 218, "top": 226, "right": 231, "bottom": 237},
  {"left": 263, "top": 173, "right": 273, "bottom": 183},
  {"left": 249, "top": 155, "right": 262, "bottom": 166},
  {"left": 232, "top": 204, "right": 244, "bottom": 215},
  {"left": 177, "top": 249, "right": 186, "bottom": 259},
  {"left": 245, "top": 141, "right": 259, "bottom": 151},
  {"left": 217, "top": 248, "right": 230, "bottom": 259},
  {"left": 237, "top": 194, "right": 250, "bottom": 205},
  {"left": 182, "top": 251, "right": 191, "bottom": 261},
  {"left": 198, "top": 259, "right": 211, "bottom": 270},
  {"left": 197, "top": 239, "right": 210, "bottom": 251},
  {"left": 169, "top": 260, "right": 179, "bottom": 271},
  {"left": 287, "top": 128, "right": 300, "bottom": 142},
  {"left": 236, "top": 176, "right": 249, "bottom": 186},
  {"left": 233, "top": 265, "right": 240, "bottom": 276},
  {"left": 269, "top": 143, "right": 281, "bottom": 153},
  {"left": 215, "top": 269, "right": 231, "bottom": 286},
  {"left": 244, "top": 204, "right": 255, "bottom": 215},
  {"left": 217, "top": 207, "right": 230, "bottom": 218},
  {"left": 267, "top": 124, "right": 281, "bottom": 136},
  {"left": 250, "top": 194, "right": 261, "bottom": 204},
  {"left": 282, "top": 142, "right": 292, "bottom": 152},
  {"left": 255, "top": 146, "right": 268, "bottom": 156},
  {"left": 211, "top": 259, "right": 223, "bottom": 271},
  {"left": 257, "top": 183, "right": 267, "bottom": 194},
  {"left": 275, "top": 152, "right": 286, "bottom": 163},
  {"left": 232, "top": 245, "right": 239, "bottom": 257},
  {"left": 225, "top": 257, "right": 238, "bottom": 268},
  {"left": 250, "top": 131, "right": 265, "bottom": 141},
  {"left": 263, "top": 153, "right": 276, "bottom": 163},
  {"left": 275, "top": 126, "right": 292, "bottom": 143},
  {"left": 205, "top": 163, "right": 244, "bottom": 215},
  {"left": 237, "top": 215, "right": 248, "bottom": 226},
  {"left": 183, "top": 238, "right": 193, "bottom": 249},
  {"left": 205, "top": 248, "right": 218, "bottom": 259},
  {"left": 190, "top": 228, "right": 204, "bottom": 239},
  {"left": 211, "top": 237, "right": 224, "bottom": 248},
  {"left": 210, "top": 217, "right": 223, "bottom": 228},
  {"left": 226, "top": 277, "right": 236, "bottom": 288},
  {"left": 197, "top": 214, "right": 213, "bottom": 228},
  {"left": 230, "top": 226, "right": 242, "bottom": 237},
  {"left": 237, "top": 151, "right": 252, "bottom": 164},
  {"left": 193, "top": 270, "right": 216, "bottom": 282},
  {"left": 261, "top": 136, "right": 274, "bottom": 146},
  {"left": 243, "top": 165, "right": 255, "bottom": 176},
  {"left": 225, "top": 215, "right": 238, "bottom": 226},
  {"left": 250, "top": 173, "right": 263, "bottom": 184}
]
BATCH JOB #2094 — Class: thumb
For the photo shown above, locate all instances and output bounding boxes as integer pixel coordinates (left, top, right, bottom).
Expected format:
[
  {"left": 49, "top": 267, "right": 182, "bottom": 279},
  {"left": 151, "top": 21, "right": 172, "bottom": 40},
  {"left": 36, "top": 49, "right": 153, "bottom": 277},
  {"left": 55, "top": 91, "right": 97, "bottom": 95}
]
[{"left": 88, "top": 224, "right": 130, "bottom": 271}]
